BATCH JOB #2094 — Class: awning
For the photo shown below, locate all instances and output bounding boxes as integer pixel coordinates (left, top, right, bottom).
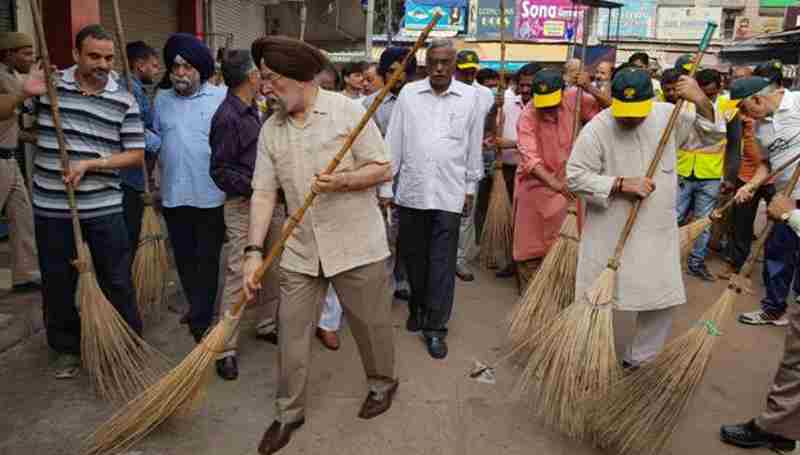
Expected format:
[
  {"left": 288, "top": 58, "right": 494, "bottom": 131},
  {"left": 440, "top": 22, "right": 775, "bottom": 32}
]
[
  {"left": 718, "top": 27, "right": 800, "bottom": 65},
  {"left": 411, "top": 0, "right": 468, "bottom": 7}
]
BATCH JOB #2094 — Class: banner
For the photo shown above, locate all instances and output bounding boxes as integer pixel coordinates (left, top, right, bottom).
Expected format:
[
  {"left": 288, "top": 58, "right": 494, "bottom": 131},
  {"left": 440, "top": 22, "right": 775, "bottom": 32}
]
[
  {"left": 514, "top": 0, "right": 585, "bottom": 42},
  {"left": 403, "top": 0, "right": 467, "bottom": 33},
  {"left": 656, "top": 6, "right": 722, "bottom": 41},
  {"left": 596, "top": 0, "right": 657, "bottom": 39},
  {"left": 475, "top": 0, "right": 515, "bottom": 40},
  {"left": 733, "top": 15, "right": 784, "bottom": 40}
]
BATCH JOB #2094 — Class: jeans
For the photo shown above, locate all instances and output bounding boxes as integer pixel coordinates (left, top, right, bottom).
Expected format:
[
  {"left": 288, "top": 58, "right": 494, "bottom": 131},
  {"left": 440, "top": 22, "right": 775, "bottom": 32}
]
[
  {"left": 35, "top": 213, "right": 141, "bottom": 355},
  {"left": 676, "top": 177, "right": 721, "bottom": 268},
  {"left": 162, "top": 205, "right": 225, "bottom": 339},
  {"left": 398, "top": 207, "right": 461, "bottom": 338},
  {"left": 762, "top": 222, "right": 800, "bottom": 316}
]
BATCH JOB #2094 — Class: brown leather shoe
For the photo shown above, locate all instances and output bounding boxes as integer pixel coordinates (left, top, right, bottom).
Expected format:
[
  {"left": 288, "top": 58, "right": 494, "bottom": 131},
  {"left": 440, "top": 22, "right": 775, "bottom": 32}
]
[
  {"left": 358, "top": 379, "right": 399, "bottom": 419},
  {"left": 257, "top": 418, "right": 305, "bottom": 455},
  {"left": 315, "top": 327, "right": 340, "bottom": 351}
]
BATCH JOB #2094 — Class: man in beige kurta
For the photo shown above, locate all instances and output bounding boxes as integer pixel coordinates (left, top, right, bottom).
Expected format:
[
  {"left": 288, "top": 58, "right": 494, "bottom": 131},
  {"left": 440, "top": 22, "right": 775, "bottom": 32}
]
[
  {"left": 567, "top": 68, "right": 724, "bottom": 367},
  {"left": 243, "top": 37, "right": 397, "bottom": 455}
]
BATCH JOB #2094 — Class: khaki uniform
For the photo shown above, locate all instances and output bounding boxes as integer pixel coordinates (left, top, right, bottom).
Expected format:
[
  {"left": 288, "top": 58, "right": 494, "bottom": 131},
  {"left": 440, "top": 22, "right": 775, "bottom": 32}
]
[
  {"left": 253, "top": 89, "right": 395, "bottom": 423},
  {"left": 0, "top": 63, "right": 38, "bottom": 285}
]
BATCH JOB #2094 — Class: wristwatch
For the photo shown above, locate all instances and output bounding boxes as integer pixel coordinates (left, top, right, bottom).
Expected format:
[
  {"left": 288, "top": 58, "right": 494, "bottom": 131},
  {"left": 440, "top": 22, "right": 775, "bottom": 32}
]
[{"left": 244, "top": 245, "right": 264, "bottom": 256}]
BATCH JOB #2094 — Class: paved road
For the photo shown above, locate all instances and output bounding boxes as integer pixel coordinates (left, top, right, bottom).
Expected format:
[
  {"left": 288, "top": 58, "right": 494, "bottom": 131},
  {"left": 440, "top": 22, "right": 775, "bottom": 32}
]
[{"left": 0, "top": 253, "right": 794, "bottom": 455}]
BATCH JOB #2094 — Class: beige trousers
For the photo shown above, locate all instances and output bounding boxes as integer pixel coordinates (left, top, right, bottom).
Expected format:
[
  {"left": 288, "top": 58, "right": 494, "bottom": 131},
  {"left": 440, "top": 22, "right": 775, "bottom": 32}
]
[
  {"left": 757, "top": 302, "right": 800, "bottom": 440},
  {"left": 276, "top": 260, "right": 396, "bottom": 423},
  {"left": 0, "top": 159, "right": 38, "bottom": 285},
  {"left": 219, "top": 197, "right": 283, "bottom": 357}
]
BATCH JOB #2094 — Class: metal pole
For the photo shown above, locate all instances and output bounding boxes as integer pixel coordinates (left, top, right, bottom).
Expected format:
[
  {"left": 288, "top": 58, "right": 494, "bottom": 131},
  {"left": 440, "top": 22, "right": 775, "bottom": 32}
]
[
  {"left": 366, "top": 0, "right": 375, "bottom": 61},
  {"left": 386, "top": 0, "right": 393, "bottom": 45},
  {"left": 299, "top": 1, "right": 307, "bottom": 42}
]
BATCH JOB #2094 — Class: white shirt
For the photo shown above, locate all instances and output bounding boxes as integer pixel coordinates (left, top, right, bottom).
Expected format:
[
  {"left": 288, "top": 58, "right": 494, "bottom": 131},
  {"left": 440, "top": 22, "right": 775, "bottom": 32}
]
[
  {"left": 381, "top": 78, "right": 484, "bottom": 213},
  {"left": 501, "top": 93, "right": 524, "bottom": 165},
  {"left": 755, "top": 90, "right": 800, "bottom": 200},
  {"left": 475, "top": 82, "right": 494, "bottom": 121}
]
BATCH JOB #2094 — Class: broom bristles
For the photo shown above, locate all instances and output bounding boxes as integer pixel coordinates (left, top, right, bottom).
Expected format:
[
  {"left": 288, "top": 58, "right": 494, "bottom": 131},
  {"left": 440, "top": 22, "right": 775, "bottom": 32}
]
[
  {"left": 590, "top": 287, "right": 737, "bottom": 455},
  {"left": 515, "top": 298, "right": 620, "bottom": 440},
  {"left": 77, "top": 242, "right": 169, "bottom": 403},
  {"left": 679, "top": 217, "right": 711, "bottom": 264},
  {"left": 480, "top": 169, "right": 513, "bottom": 269},
  {"left": 132, "top": 205, "right": 169, "bottom": 320},
  {"left": 508, "top": 210, "right": 579, "bottom": 353},
  {"left": 85, "top": 312, "right": 237, "bottom": 455}
]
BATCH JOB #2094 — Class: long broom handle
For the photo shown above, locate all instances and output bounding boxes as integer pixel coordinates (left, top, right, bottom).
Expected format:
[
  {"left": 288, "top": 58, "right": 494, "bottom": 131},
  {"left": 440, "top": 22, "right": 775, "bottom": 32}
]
[
  {"left": 29, "top": 0, "right": 86, "bottom": 254},
  {"left": 110, "top": 0, "right": 151, "bottom": 196},
  {"left": 492, "top": 0, "right": 507, "bottom": 169},
  {"left": 608, "top": 22, "right": 717, "bottom": 268},
  {"left": 228, "top": 13, "right": 441, "bottom": 317},
  {"left": 571, "top": 3, "right": 589, "bottom": 139},
  {"left": 738, "top": 163, "right": 800, "bottom": 281},
  {"left": 712, "top": 151, "right": 800, "bottom": 218}
]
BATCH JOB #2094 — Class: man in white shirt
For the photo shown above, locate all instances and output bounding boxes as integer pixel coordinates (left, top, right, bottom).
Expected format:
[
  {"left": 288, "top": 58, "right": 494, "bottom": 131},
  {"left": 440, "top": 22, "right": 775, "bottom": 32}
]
[
  {"left": 383, "top": 39, "right": 484, "bottom": 359},
  {"left": 453, "top": 49, "right": 493, "bottom": 282},
  {"left": 733, "top": 76, "right": 800, "bottom": 327}
]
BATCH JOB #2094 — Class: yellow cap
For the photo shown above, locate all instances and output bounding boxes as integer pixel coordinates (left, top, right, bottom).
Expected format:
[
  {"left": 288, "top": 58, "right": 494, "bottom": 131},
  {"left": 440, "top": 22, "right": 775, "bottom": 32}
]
[
  {"left": 611, "top": 98, "right": 653, "bottom": 118},
  {"left": 533, "top": 90, "right": 562, "bottom": 108}
]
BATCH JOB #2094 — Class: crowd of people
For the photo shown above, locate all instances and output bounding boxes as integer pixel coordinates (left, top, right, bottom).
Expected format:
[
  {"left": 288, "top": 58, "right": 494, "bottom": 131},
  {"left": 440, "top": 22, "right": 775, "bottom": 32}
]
[{"left": 0, "top": 22, "right": 798, "bottom": 454}]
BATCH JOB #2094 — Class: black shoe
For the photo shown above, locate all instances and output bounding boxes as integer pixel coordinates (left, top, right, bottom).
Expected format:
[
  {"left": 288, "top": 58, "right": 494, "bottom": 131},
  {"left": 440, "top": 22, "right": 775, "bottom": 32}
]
[
  {"left": 424, "top": 336, "right": 448, "bottom": 359},
  {"left": 394, "top": 289, "right": 410, "bottom": 301},
  {"left": 406, "top": 312, "right": 422, "bottom": 333},
  {"left": 688, "top": 264, "right": 716, "bottom": 282},
  {"left": 216, "top": 356, "right": 238, "bottom": 381},
  {"left": 621, "top": 360, "right": 640, "bottom": 374},
  {"left": 190, "top": 327, "right": 207, "bottom": 344},
  {"left": 720, "top": 420, "right": 796, "bottom": 451},
  {"left": 256, "top": 330, "right": 279, "bottom": 345},
  {"left": 180, "top": 313, "right": 190, "bottom": 325},
  {"left": 495, "top": 266, "right": 516, "bottom": 279},
  {"left": 13, "top": 280, "right": 41, "bottom": 292}
]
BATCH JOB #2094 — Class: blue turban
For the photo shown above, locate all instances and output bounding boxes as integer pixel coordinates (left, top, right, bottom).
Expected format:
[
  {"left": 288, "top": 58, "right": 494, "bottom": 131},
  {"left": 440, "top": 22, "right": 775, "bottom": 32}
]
[
  {"left": 163, "top": 33, "right": 215, "bottom": 83},
  {"left": 378, "top": 47, "right": 417, "bottom": 80}
]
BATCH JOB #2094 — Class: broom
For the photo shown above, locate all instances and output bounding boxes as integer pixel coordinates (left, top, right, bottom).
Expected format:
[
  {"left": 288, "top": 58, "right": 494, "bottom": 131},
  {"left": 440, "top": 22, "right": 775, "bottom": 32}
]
[
  {"left": 679, "top": 151, "right": 800, "bottom": 261},
  {"left": 515, "top": 22, "right": 718, "bottom": 441},
  {"left": 84, "top": 15, "right": 441, "bottom": 455},
  {"left": 30, "top": 0, "right": 168, "bottom": 402},
  {"left": 108, "top": 0, "right": 169, "bottom": 321},
  {"left": 591, "top": 161, "right": 800, "bottom": 455},
  {"left": 479, "top": 0, "right": 513, "bottom": 270},
  {"left": 507, "top": 7, "right": 591, "bottom": 352}
]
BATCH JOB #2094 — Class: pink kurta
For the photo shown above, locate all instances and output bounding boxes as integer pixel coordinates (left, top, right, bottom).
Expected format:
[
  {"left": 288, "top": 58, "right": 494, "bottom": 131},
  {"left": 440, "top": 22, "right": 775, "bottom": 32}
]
[{"left": 513, "top": 88, "right": 601, "bottom": 262}]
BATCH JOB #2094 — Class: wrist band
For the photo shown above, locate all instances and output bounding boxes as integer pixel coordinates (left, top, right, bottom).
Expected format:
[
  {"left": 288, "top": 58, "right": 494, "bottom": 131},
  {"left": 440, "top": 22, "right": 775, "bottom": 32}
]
[{"left": 244, "top": 245, "right": 264, "bottom": 255}]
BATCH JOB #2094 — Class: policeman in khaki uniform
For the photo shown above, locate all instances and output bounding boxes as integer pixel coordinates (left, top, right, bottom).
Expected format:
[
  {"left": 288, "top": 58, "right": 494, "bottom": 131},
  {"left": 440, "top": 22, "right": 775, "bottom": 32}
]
[
  {"left": 675, "top": 64, "right": 733, "bottom": 282},
  {"left": 0, "top": 32, "right": 45, "bottom": 291}
]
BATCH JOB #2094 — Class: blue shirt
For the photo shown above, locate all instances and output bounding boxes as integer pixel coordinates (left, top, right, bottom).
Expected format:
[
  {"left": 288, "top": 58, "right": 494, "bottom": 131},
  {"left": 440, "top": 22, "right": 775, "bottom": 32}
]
[
  {"left": 119, "top": 75, "right": 161, "bottom": 191},
  {"left": 153, "top": 83, "right": 227, "bottom": 208}
]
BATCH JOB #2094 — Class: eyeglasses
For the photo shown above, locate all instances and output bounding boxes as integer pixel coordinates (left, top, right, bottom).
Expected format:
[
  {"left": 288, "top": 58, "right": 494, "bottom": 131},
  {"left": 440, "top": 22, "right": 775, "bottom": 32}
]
[{"left": 262, "top": 71, "right": 283, "bottom": 83}]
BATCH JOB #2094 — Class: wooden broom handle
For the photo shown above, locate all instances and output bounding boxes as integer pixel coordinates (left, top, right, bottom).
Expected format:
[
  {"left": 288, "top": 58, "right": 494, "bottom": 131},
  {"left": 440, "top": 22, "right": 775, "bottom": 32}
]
[
  {"left": 110, "top": 0, "right": 151, "bottom": 196},
  {"left": 571, "top": 5, "right": 590, "bottom": 142},
  {"left": 492, "top": 0, "right": 507, "bottom": 168},
  {"left": 29, "top": 0, "right": 86, "bottom": 253},
  {"left": 738, "top": 162, "right": 800, "bottom": 280},
  {"left": 229, "top": 13, "right": 442, "bottom": 317},
  {"left": 608, "top": 23, "right": 717, "bottom": 267}
]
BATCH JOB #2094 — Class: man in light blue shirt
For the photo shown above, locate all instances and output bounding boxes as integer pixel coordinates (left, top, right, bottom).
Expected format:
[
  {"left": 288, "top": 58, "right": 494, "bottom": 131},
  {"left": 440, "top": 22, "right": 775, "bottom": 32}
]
[{"left": 153, "top": 33, "right": 226, "bottom": 342}]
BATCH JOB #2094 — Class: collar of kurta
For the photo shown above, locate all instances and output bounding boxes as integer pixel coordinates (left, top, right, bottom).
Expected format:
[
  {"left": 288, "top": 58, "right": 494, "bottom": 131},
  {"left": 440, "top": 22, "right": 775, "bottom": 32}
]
[
  {"left": 418, "top": 78, "right": 465, "bottom": 97},
  {"left": 280, "top": 88, "right": 331, "bottom": 129},
  {"left": 59, "top": 65, "right": 119, "bottom": 93}
]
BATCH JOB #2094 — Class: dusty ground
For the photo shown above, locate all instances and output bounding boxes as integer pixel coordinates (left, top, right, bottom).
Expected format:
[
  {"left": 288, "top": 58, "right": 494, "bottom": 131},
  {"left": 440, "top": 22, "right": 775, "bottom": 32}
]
[{"left": 0, "top": 242, "right": 796, "bottom": 455}]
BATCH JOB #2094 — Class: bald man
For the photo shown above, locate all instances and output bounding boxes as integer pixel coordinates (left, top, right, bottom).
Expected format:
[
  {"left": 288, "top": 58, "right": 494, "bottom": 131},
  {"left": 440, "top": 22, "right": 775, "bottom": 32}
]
[{"left": 564, "top": 58, "right": 582, "bottom": 86}]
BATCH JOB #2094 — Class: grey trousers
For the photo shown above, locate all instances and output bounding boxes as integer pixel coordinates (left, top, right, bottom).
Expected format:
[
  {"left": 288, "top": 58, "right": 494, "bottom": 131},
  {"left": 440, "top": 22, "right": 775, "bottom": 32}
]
[
  {"left": 0, "top": 158, "right": 39, "bottom": 285},
  {"left": 757, "top": 302, "right": 800, "bottom": 440}
]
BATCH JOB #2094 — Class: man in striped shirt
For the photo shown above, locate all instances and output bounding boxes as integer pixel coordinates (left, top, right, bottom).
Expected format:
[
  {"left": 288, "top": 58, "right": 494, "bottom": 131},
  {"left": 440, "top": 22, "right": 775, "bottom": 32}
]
[{"left": 33, "top": 25, "right": 146, "bottom": 379}]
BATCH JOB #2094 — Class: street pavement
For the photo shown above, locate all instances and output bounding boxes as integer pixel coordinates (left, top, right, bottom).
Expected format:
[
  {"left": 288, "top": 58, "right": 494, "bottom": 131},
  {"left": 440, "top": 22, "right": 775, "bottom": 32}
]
[{"left": 0, "top": 239, "right": 797, "bottom": 455}]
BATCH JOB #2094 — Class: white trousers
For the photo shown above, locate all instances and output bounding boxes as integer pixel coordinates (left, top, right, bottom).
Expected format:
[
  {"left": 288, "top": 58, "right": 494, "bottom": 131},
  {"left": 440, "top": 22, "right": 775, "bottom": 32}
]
[{"left": 620, "top": 307, "right": 675, "bottom": 366}]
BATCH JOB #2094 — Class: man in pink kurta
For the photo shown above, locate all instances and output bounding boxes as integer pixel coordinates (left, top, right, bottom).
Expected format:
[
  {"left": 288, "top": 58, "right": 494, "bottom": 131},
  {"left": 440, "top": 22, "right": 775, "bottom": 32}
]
[{"left": 513, "top": 68, "right": 607, "bottom": 286}]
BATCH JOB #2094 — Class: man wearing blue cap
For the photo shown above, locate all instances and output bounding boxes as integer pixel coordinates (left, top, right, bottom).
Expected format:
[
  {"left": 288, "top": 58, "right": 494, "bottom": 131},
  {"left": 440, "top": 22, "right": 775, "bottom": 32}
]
[
  {"left": 733, "top": 75, "right": 800, "bottom": 328},
  {"left": 153, "top": 33, "right": 227, "bottom": 343},
  {"left": 567, "top": 68, "right": 723, "bottom": 368}
]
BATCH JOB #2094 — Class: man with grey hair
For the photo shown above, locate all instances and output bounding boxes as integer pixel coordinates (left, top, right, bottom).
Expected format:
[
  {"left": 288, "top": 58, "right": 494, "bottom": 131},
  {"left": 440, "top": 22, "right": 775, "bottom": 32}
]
[
  {"left": 733, "top": 76, "right": 800, "bottom": 327},
  {"left": 383, "top": 38, "right": 484, "bottom": 359},
  {"left": 210, "top": 49, "right": 264, "bottom": 380}
]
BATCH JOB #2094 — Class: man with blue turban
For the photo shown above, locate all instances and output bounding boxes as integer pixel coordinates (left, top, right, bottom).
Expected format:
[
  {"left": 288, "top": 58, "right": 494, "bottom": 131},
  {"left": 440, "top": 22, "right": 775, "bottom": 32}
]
[{"left": 153, "top": 33, "right": 227, "bottom": 343}]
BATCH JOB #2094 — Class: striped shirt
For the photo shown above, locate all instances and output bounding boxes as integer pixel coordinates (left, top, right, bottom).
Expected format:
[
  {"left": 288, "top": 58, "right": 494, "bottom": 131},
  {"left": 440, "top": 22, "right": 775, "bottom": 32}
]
[{"left": 34, "top": 66, "right": 145, "bottom": 219}]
